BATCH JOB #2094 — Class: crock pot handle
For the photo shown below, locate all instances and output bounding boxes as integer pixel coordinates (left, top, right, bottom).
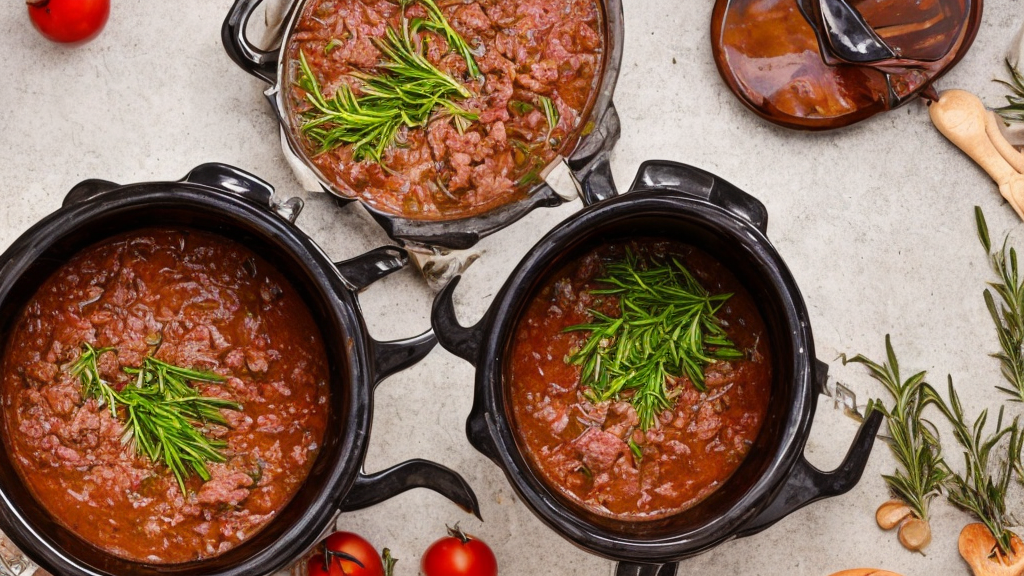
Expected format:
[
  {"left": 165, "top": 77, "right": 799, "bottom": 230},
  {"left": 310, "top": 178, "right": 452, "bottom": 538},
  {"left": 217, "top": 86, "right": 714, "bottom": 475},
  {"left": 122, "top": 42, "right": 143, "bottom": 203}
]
[
  {"left": 736, "top": 409, "right": 883, "bottom": 537},
  {"left": 429, "top": 276, "right": 487, "bottom": 365},
  {"left": 182, "top": 163, "right": 304, "bottom": 223},
  {"left": 335, "top": 246, "right": 408, "bottom": 292},
  {"left": 222, "top": 0, "right": 278, "bottom": 84},
  {"left": 338, "top": 459, "right": 481, "bottom": 519},
  {"left": 62, "top": 179, "right": 121, "bottom": 207},
  {"left": 572, "top": 104, "right": 622, "bottom": 206},
  {"left": 333, "top": 247, "right": 440, "bottom": 383},
  {"left": 615, "top": 562, "right": 678, "bottom": 576},
  {"left": 628, "top": 160, "right": 769, "bottom": 234},
  {"left": 430, "top": 276, "right": 503, "bottom": 462}
]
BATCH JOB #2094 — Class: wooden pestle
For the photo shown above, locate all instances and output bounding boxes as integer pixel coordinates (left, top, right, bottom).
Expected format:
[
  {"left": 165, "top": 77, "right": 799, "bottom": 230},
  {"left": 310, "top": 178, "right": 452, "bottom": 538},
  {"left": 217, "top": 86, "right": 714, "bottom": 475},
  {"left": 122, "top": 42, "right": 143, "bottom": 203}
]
[
  {"left": 985, "top": 110, "right": 1024, "bottom": 173},
  {"left": 929, "top": 89, "right": 1024, "bottom": 220},
  {"left": 958, "top": 523, "right": 1024, "bottom": 576}
]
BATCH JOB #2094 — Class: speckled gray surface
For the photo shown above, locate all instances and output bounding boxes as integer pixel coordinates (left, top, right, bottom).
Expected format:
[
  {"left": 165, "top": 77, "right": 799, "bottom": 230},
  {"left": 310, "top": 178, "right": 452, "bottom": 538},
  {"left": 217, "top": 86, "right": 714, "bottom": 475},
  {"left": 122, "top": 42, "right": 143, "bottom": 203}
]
[{"left": 2, "top": 1, "right": 1024, "bottom": 575}]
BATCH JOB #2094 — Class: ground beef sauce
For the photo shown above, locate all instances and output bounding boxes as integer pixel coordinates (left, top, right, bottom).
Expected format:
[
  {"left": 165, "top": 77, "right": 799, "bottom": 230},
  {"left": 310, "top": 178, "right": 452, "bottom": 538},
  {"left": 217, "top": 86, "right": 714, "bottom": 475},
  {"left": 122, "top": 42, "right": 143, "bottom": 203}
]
[
  {"left": 285, "top": 0, "right": 604, "bottom": 219},
  {"left": 0, "top": 229, "right": 330, "bottom": 563},
  {"left": 509, "top": 240, "right": 772, "bottom": 519}
]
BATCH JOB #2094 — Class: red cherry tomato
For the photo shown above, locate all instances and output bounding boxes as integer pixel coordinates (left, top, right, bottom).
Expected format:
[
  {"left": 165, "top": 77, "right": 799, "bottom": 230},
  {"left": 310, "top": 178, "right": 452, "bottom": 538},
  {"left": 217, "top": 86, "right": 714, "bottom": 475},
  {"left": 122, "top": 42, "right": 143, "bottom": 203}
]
[
  {"left": 307, "top": 553, "right": 340, "bottom": 576},
  {"left": 421, "top": 525, "right": 498, "bottom": 576},
  {"left": 308, "top": 532, "right": 385, "bottom": 576},
  {"left": 27, "top": 0, "right": 109, "bottom": 44}
]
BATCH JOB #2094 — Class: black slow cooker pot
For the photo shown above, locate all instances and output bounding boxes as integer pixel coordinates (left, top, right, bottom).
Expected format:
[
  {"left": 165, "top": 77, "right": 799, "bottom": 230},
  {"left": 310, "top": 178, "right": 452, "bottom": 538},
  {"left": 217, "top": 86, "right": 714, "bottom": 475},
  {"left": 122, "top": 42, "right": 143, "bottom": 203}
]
[
  {"left": 431, "top": 160, "right": 883, "bottom": 576},
  {"left": 0, "top": 163, "right": 479, "bottom": 576},
  {"left": 221, "top": 0, "right": 624, "bottom": 249}
]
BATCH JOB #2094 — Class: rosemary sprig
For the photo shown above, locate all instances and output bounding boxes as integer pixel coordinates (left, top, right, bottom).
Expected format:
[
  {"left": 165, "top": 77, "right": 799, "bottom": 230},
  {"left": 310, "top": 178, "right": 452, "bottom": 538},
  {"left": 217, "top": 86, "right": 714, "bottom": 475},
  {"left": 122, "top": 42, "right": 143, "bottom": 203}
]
[
  {"left": 70, "top": 343, "right": 119, "bottom": 418},
  {"left": 925, "top": 378, "right": 1020, "bottom": 556},
  {"left": 68, "top": 343, "right": 241, "bottom": 496},
  {"left": 976, "top": 207, "right": 1024, "bottom": 401},
  {"left": 296, "top": 0, "right": 478, "bottom": 162},
  {"left": 409, "top": 0, "right": 481, "bottom": 79},
  {"left": 564, "top": 250, "right": 743, "bottom": 429},
  {"left": 994, "top": 59, "right": 1024, "bottom": 124},
  {"left": 843, "top": 336, "right": 948, "bottom": 522},
  {"left": 539, "top": 95, "right": 559, "bottom": 142}
]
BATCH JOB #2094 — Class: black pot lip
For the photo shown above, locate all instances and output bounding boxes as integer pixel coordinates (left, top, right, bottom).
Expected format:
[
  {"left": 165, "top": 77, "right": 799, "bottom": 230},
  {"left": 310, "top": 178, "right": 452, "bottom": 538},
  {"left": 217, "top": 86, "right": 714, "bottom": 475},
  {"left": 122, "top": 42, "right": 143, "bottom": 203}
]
[
  {"left": 469, "top": 190, "right": 816, "bottom": 561},
  {"left": 263, "top": 0, "right": 625, "bottom": 248},
  {"left": 0, "top": 182, "right": 371, "bottom": 576}
]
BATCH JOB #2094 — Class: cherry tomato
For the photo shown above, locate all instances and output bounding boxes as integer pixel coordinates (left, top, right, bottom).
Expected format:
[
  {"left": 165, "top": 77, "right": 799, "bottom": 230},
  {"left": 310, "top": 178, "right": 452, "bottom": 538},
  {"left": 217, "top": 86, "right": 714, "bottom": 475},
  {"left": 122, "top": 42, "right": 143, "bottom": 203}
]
[
  {"left": 27, "top": 0, "right": 109, "bottom": 44},
  {"left": 421, "top": 524, "right": 498, "bottom": 576},
  {"left": 308, "top": 532, "right": 385, "bottom": 576}
]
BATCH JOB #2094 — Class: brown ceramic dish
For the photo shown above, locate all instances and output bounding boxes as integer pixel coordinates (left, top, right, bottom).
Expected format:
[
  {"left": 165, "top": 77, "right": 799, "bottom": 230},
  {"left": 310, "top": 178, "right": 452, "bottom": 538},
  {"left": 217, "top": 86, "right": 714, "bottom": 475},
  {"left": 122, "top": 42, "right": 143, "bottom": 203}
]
[{"left": 711, "top": 0, "right": 982, "bottom": 130}]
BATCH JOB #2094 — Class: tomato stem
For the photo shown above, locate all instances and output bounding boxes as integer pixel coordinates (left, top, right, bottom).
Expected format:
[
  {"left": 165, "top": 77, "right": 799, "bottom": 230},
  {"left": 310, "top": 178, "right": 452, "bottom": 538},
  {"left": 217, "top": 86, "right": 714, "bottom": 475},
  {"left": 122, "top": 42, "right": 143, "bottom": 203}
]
[
  {"left": 446, "top": 522, "right": 470, "bottom": 544},
  {"left": 320, "top": 541, "right": 365, "bottom": 573},
  {"left": 382, "top": 548, "right": 397, "bottom": 576}
]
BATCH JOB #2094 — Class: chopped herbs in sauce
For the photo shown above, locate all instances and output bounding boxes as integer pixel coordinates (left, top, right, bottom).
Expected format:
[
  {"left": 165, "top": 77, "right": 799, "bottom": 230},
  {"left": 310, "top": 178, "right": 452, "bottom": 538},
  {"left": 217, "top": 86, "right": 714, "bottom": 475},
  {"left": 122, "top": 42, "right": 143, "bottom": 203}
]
[
  {"left": 70, "top": 343, "right": 241, "bottom": 496},
  {"left": 564, "top": 250, "right": 743, "bottom": 429}
]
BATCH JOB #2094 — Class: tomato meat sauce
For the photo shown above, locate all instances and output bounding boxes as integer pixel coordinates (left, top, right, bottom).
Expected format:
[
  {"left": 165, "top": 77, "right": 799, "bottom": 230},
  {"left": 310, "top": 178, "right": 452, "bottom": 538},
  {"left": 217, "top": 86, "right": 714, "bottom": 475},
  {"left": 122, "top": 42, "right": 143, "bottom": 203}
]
[
  {"left": 508, "top": 239, "right": 772, "bottom": 519},
  {"left": 285, "top": 0, "right": 605, "bottom": 219},
  {"left": 0, "top": 229, "right": 330, "bottom": 563}
]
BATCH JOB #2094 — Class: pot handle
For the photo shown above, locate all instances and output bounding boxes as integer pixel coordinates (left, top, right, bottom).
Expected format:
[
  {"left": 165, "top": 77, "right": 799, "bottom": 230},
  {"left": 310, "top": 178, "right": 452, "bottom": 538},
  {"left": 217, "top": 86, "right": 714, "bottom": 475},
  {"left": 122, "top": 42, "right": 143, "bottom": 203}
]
[
  {"left": 63, "top": 179, "right": 121, "bottom": 207},
  {"left": 338, "top": 459, "right": 481, "bottom": 519},
  {"left": 222, "top": 0, "right": 279, "bottom": 84},
  {"left": 334, "top": 246, "right": 438, "bottom": 385},
  {"left": 615, "top": 562, "right": 678, "bottom": 576},
  {"left": 182, "top": 162, "right": 304, "bottom": 223},
  {"left": 430, "top": 276, "right": 503, "bottom": 462},
  {"left": 571, "top": 103, "right": 622, "bottom": 207},
  {"left": 430, "top": 276, "right": 486, "bottom": 365},
  {"left": 334, "top": 253, "right": 479, "bottom": 517},
  {"left": 628, "top": 160, "right": 769, "bottom": 234},
  {"left": 335, "top": 246, "right": 407, "bottom": 292},
  {"left": 736, "top": 361, "right": 883, "bottom": 537}
]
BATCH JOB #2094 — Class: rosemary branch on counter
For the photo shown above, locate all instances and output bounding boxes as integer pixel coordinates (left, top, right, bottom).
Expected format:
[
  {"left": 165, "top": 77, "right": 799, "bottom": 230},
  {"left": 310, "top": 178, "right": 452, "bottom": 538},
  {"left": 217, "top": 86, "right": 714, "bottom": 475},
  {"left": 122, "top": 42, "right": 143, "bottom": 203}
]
[
  {"left": 994, "top": 59, "right": 1024, "bottom": 124},
  {"left": 69, "top": 343, "right": 241, "bottom": 496},
  {"left": 925, "top": 379, "right": 1021, "bottom": 557},
  {"left": 296, "top": 0, "right": 479, "bottom": 162},
  {"left": 976, "top": 207, "right": 1024, "bottom": 401},
  {"left": 843, "top": 335, "right": 948, "bottom": 523},
  {"left": 564, "top": 251, "right": 743, "bottom": 430}
]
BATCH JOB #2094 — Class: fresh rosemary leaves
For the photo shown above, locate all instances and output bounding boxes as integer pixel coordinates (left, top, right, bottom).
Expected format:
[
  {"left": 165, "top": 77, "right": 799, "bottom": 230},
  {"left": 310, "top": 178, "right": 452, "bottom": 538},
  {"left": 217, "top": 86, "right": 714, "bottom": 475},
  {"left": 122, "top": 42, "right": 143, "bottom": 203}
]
[
  {"left": 928, "top": 379, "right": 1021, "bottom": 556},
  {"left": 844, "top": 336, "right": 947, "bottom": 523},
  {"left": 412, "top": 0, "right": 481, "bottom": 79},
  {"left": 564, "top": 251, "right": 743, "bottom": 429},
  {"left": 539, "top": 95, "right": 559, "bottom": 142},
  {"left": 296, "top": 0, "right": 479, "bottom": 162},
  {"left": 977, "top": 207, "right": 1024, "bottom": 401},
  {"left": 69, "top": 343, "right": 241, "bottom": 496},
  {"left": 994, "top": 59, "right": 1024, "bottom": 124}
]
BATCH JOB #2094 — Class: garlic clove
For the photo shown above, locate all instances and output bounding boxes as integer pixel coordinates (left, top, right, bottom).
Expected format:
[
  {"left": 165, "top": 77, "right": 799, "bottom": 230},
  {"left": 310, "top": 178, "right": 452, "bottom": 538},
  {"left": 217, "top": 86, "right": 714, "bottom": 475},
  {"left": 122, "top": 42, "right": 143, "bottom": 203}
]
[{"left": 876, "top": 500, "right": 914, "bottom": 531}]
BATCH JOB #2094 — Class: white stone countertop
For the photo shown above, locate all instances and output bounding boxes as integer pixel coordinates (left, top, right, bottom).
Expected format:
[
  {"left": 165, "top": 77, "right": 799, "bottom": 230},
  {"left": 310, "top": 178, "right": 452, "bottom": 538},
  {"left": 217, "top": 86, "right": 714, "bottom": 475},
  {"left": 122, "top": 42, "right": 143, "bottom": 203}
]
[{"left": 2, "top": 1, "right": 1024, "bottom": 575}]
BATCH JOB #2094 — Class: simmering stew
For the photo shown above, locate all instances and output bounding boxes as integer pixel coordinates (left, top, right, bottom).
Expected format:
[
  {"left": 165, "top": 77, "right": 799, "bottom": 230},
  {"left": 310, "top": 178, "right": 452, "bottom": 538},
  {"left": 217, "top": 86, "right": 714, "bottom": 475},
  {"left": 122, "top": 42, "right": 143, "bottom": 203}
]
[
  {"left": 285, "top": 0, "right": 605, "bottom": 219},
  {"left": 508, "top": 239, "right": 772, "bottom": 519},
  {"left": 0, "top": 229, "right": 329, "bottom": 563}
]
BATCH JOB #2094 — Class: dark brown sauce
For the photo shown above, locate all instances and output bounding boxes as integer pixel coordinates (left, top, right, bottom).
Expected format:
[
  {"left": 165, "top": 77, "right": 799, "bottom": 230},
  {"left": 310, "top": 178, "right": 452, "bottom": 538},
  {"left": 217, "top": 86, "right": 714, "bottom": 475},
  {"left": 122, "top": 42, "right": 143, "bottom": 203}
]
[
  {"left": 508, "top": 239, "right": 772, "bottom": 519},
  {"left": 285, "top": 0, "right": 604, "bottom": 220},
  {"left": 1, "top": 229, "right": 330, "bottom": 563}
]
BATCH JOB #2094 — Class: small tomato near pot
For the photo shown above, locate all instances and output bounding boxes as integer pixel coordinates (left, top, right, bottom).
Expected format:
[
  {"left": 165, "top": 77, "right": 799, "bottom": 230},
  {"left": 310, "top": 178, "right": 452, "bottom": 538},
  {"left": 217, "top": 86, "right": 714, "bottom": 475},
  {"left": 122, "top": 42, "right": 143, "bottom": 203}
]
[
  {"left": 421, "top": 525, "right": 497, "bottom": 576},
  {"left": 307, "top": 532, "right": 385, "bottom": 576},
  {"left": 26, "top": 0, "right": 109, "bottom": 44}
]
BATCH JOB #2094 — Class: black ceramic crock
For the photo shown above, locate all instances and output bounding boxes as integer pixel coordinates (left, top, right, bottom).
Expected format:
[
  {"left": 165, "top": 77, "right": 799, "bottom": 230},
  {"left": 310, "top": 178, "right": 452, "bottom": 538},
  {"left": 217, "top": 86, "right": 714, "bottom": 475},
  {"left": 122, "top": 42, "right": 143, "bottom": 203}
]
[
  {"left": 431, "top": 160, "right": 883, "bottom": 576},
  {"left": 221, "top": 0, "right": 623, "bottom": 250},
  {"left": 0, "top": 163, "right": 479, "bottom": 576}
]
